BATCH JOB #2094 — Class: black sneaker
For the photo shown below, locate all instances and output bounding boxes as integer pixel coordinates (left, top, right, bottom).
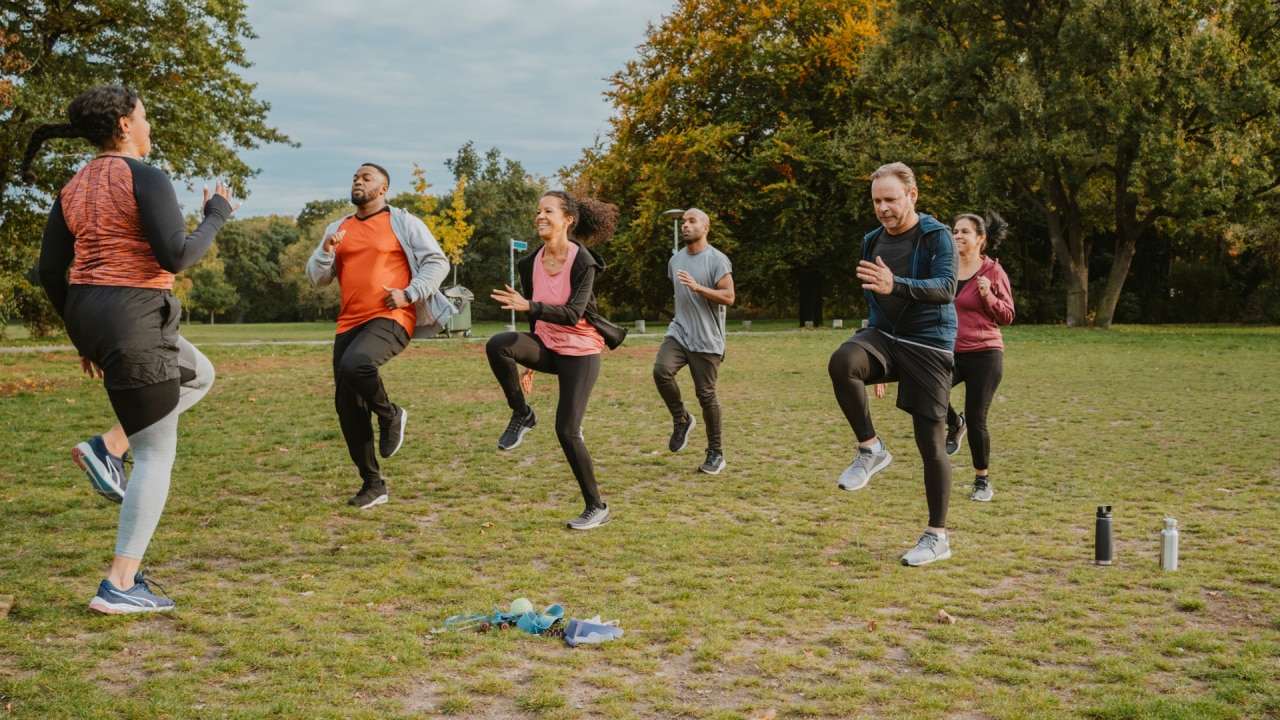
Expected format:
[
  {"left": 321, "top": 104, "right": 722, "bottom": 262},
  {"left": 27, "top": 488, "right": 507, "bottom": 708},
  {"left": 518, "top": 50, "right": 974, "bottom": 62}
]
[
  {"left": 379, "top": 405, "right": 408, "bottom": 458},
  {"left": 668, "top": 414, "right": 696, "bottom": 452},
  {"left": 498, "top": 406, "right": 537, "bottom": 450},
  {"left": 698, "top": 449, "right": 726, "bottom": 475},
  {"left": 970, "top": 475, "right": 993, "bottom": 502},
  {"left": 945, "top": 413, "right": 967, "bottom": 457},
  {"left": 348, "top": 479, "right": 388, "bottom": 509}
]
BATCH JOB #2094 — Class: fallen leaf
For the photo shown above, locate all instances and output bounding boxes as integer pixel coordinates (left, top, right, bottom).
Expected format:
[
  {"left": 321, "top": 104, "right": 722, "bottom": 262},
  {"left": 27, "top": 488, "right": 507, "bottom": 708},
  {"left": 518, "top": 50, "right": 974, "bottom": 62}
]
[
  {"left": 828, "top": 561, "right": 842, "bottom": 567},
  {"left": 481, "top": 522, "right": 494, "bottom": 528},
  {"left": 66, "top": 398, "right": 76, "bottom": 403},
  {"left": 753, "top": 710, "right": 778, "bottom": 720},
  {"left": 803, "top": 649, "right": 815, "bottom": 659},
  {"left": 389, "top": 655, "right": 398, "bottom": 663},
  {"left": 727, "top": 577, "right": 735, "bottom": 583},
  {"left": 300, "top": 574, "right": 314, "bottom": 580},
  {"left": 277, "top": 447, "right": 289, "bottom": 453},
  {"left": 936, "top": 609, "right": 957, "bottom": 624},
  {"left": 866, "top": 620, "right": 878, "bottom": 631},
  {"left": 249, "top": 398, "right": 257, "bottom": 402},
  {"left": 479, "top": 529, "right": 485, "bottom": 535}
]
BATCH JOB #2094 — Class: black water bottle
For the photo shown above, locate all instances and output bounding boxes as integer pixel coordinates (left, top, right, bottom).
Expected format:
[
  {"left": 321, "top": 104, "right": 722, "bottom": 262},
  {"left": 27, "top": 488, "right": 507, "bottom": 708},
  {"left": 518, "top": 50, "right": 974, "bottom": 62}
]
[{"left": 1095, "top": 505, "right": 1113, "bottom": 566}]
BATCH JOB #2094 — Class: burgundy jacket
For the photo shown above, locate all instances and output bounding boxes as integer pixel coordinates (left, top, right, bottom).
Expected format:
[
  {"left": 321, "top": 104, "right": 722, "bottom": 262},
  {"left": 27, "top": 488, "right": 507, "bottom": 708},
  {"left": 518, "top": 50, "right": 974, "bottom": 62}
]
[{"left": 954, "top": 256, "right": 1015, "bottom": 353}]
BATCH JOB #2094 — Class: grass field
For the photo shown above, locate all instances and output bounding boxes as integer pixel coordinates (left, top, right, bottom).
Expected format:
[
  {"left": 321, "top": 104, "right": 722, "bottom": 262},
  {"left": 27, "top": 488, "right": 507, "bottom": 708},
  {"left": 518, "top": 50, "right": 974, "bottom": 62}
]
[{"left": 1, "top": 325, "right": 1278, "bottom": 719}]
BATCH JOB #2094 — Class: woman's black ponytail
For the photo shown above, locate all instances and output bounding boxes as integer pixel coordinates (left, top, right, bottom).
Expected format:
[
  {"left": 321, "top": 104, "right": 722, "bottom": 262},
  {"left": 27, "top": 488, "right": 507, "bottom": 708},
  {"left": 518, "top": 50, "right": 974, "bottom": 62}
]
[{"left": 19, "top": 85, "right": 139, "bottom": 186}]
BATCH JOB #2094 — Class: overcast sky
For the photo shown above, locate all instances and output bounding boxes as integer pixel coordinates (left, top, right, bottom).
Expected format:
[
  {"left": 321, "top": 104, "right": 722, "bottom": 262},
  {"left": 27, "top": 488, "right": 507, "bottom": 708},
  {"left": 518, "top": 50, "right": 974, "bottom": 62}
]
[{"left": 186, "top": 1, "right": 674, "bottom": 217}]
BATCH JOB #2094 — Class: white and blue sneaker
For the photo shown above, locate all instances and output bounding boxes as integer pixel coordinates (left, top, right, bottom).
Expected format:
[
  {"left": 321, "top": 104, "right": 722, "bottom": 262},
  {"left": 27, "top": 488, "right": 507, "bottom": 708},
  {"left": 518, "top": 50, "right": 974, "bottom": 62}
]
[
  {"left": 72, "top": 436, "right": 128, "bottom": 503},
  {"left": 88, "top": 572, "right": 174, "bottom": 614}
]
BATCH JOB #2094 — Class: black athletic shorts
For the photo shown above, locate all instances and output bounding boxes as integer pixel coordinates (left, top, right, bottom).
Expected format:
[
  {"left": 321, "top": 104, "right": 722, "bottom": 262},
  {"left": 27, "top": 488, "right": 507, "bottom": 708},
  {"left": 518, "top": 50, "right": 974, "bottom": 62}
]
[
  {"left": 64, "top": 285, "right": 182, "bottom": 391},
  {"left": 844, "top": 327, "right": 953, "bottom": 421}
]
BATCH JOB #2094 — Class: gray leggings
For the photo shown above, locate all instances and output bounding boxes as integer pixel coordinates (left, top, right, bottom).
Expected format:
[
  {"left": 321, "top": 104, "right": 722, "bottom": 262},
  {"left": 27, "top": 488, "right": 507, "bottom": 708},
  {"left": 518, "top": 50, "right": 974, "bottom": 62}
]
[{"left": 114, "top": 338, "right": 215, "bottom": 559}]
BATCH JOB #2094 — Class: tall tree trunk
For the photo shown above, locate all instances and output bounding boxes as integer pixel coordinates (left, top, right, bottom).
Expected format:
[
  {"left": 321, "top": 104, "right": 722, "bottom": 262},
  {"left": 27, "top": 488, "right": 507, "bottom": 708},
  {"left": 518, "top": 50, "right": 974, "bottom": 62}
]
[
  {"left": 796, "top": 266, "right": 824, "bottom": 326},
  {"left": 1018, "top": 176, "right": 1089, "bottom": 326},
  {"left": 1095, "top": 235, "right": 1138, "bottom": 329},
  {"left": 1096, "top": 155, "right": 1160, "bottom": 329}
]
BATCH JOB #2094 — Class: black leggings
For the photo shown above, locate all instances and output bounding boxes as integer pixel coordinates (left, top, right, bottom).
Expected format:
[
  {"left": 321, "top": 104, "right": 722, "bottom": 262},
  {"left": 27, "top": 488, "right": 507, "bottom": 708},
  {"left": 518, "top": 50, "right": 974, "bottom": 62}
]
[
  {"left": 828, "top": 341, "right": 952, "bottom": 528},
  {"left": 486, "top": 331, "right": 603, "bottom": 509},
  {"left": 332, "top": 318, "right": 409, "bottom": 483},
  {"left": 947, "top": 350, "right": 1004, "bottom": 472}
]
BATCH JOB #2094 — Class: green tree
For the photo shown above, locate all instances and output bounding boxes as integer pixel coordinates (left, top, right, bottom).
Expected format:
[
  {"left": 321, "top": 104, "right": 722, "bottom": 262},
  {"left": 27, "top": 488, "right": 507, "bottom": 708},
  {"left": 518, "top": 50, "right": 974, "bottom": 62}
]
[
  {"left": 412, "top": 167, "right": 474, "bottom": 287},
  {"left": 187, "top": 248, "right": 239, "bottom": 325},
  {"left": 873, "top": 0, "right": 1280, "bottom": 327},
  {"left": 431, "top": 143, "right": 545, "bottom": 319},
  {"left": 281, "top": 208, "right": 344, "bottom": 321},
  {"left": 297, "top": 199, "right": 351, "bottom": 236},
  {"left": 566, "top": 0, "right": 887, "bottom": 324},
  {"left": 216, "top": 216, "right": 303, "bottom": 321},
  {"left": 1, "top": 1, "right": 292, "bottom": 333}
]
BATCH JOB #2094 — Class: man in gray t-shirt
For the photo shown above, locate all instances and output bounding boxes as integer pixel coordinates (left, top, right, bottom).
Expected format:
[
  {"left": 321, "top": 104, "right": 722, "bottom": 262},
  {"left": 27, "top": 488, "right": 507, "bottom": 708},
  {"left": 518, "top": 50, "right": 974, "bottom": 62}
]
[{"left": 653, "top": 208, "right": 735, "bottom": 474}]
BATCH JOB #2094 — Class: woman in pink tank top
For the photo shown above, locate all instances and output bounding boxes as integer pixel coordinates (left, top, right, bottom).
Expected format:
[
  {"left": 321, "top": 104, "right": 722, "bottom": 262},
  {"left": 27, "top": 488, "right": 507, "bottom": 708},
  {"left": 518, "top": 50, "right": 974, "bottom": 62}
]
[{"left": 487, "top": 191, "right": 620, "bottom": 531}]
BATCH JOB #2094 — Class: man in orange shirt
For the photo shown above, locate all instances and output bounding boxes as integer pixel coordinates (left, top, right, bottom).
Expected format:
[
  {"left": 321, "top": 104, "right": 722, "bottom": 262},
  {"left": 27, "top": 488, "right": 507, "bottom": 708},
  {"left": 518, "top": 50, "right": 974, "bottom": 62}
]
[{"left": 307, "top": 164, "right": 454, "bottom": 508}]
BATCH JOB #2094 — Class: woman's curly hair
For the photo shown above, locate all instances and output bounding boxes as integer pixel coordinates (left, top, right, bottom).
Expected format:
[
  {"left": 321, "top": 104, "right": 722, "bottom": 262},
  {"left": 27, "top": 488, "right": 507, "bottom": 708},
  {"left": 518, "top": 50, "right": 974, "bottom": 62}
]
[
  {"left": 542, "top": 190, "right": 619, "bottom": 246},
  {"left": 20, "top": 85, "right": 140, "bottom": 185}
]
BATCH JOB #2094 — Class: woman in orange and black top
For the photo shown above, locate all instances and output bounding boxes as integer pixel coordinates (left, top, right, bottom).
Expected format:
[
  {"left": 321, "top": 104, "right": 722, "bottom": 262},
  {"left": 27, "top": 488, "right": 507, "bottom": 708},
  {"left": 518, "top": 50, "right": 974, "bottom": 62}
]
[{"left": 24, "top": 85, "right": 236, "bottom": 613}]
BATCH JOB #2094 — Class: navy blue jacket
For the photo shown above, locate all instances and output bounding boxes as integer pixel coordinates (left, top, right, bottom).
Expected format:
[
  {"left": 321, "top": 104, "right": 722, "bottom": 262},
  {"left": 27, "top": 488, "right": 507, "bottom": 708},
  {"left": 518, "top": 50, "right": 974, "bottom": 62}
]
[{"left": 861, "top": 212, "right": 957, "bottom": 351}]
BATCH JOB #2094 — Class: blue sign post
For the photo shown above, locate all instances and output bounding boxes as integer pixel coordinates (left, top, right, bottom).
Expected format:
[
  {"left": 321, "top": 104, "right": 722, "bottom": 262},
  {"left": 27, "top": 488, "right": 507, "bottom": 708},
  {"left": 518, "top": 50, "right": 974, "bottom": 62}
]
[{"left": 509, "top": 239, "right": 528, "bottom": 330}]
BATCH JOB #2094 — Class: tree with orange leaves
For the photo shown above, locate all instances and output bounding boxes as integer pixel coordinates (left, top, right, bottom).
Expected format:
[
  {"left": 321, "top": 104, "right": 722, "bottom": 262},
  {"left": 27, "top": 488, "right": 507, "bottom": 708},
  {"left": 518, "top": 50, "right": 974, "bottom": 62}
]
[{"left": 567, "top": 0, "right": 889, "bottom": 325}]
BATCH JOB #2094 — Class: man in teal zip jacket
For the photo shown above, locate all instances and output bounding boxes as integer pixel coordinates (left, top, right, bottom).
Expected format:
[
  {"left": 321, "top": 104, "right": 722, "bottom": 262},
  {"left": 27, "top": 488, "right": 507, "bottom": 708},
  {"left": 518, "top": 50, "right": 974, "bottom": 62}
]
[{"left": 828, "top": 162, "right": 958, "bottom": 567}]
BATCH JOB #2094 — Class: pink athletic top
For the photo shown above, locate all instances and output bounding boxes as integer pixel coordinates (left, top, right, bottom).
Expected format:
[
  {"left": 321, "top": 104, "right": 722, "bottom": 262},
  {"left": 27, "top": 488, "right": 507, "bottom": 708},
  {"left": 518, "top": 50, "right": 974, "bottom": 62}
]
[
  {"left": 533, "top": 244, "right": 605, "bottom": 356},
  {"left": 954, "top": 256, "right": 1016, "bottom": 353}
]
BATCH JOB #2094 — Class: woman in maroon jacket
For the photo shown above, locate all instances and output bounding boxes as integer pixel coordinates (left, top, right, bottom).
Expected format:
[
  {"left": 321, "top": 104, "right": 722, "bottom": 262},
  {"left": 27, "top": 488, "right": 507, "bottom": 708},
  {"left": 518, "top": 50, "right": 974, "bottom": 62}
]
[{"left": 945, "top": 212, "right": 1015, "bottom": 502}]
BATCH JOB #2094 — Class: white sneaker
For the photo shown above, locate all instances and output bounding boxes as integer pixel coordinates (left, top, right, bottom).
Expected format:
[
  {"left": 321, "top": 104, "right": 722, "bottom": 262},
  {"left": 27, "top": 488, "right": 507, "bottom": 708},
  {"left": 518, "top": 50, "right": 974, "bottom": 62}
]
[
  {"left": 567, "top": 504, "right": 611, "bottom": 530},
  {"left": 837, "top": 444, "right": 892, "bottom": 491},
  {"left": 900, "top": 530, "right": 951, "bottom": 567}
]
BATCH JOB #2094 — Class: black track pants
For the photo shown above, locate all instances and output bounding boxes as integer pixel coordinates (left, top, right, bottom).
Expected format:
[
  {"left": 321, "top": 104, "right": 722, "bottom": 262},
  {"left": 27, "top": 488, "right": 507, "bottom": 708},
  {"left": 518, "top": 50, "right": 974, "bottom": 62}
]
[
  {"left": 486, "top": 331, "right": 604, "bottom": 509},
  {"left": 332, "top": 318, "right": 409, "bottom": 483},
  {"left": 947, "top": 349, "right": 1004, "bottom": 471}
]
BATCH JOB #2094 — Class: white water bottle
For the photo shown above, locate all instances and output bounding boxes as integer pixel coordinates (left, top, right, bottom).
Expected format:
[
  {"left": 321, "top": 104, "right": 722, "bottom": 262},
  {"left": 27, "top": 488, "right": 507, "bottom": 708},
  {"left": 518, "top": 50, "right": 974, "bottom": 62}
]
[{"left": 1160, "top": 518, "right": 1179, "bottom": 571}]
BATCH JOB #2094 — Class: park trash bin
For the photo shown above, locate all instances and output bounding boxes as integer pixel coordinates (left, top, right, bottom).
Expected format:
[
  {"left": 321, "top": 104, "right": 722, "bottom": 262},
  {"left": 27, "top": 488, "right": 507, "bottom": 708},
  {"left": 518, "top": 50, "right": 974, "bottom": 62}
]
[{"left": 442, "top": 285, "right": 474, "bottom": 338}]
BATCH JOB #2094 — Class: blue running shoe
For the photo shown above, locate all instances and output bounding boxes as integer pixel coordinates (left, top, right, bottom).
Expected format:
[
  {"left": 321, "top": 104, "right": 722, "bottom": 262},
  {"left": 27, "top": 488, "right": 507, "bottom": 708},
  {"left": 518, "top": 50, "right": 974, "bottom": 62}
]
[
  {"left": 89, "top": 572, "right": 174, "bottom": 614},
  {"left": 72, "top": 436, "right": 128, "bottom": 503}
]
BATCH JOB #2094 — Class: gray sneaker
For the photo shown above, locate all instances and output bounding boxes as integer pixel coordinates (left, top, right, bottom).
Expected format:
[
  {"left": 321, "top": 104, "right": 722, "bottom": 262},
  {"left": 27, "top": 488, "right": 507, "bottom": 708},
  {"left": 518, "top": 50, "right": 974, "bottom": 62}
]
[
  {"left": 970, "top": 476, "right": 993, "bottom": 502},
  {"left": 900, "top": 530, "right": 951, "bottom": 566},
  {"left": 567, "top": 504, "right": 611, "bottom": 530},
  {"left": 837, "top": 443, "right": 892, "bottom": 491},
  {"left": 698, "top": 449, "right": 726, "bottom": 475}
]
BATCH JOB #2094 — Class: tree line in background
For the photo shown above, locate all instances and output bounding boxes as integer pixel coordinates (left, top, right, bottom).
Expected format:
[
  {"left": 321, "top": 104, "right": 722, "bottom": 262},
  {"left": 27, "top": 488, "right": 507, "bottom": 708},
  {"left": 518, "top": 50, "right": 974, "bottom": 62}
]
[
  {"left": 568, "top": 0, "right": 1280, "bottom": 328},
  {"left": 167, "top": 143, "right": 545, "bottom": 325},
  {"left": 4, "top": 0, "right": 1280, "bottom": 336}
]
